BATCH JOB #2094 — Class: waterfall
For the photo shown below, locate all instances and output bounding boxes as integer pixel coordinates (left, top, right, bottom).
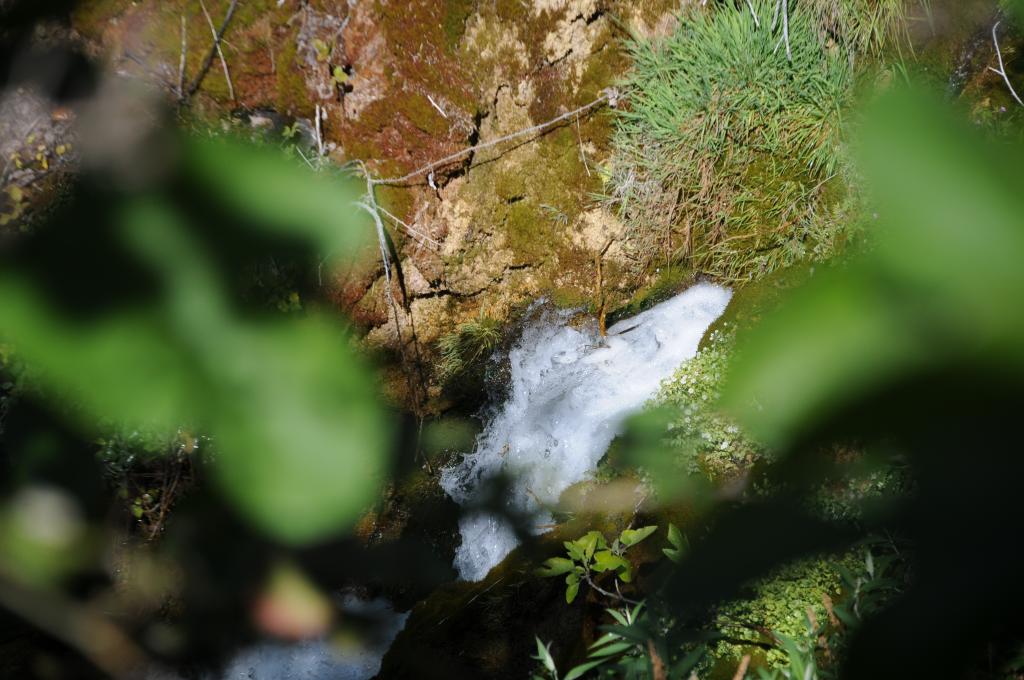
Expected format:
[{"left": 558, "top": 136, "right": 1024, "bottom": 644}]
[{"left": 441, "top": 282, "right": 732, "bottom": 581}]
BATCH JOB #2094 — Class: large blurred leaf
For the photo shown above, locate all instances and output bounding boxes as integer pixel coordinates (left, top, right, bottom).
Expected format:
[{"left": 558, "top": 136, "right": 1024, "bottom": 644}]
[
  {"left": 0, "top": 137, "right": 389, "bottom": 545},
  {"left": 184, "top": 138, "right": 367, "bottom": 257},
  {"left": 722, "top": 88, "right": 1024, "bottom": 447}
]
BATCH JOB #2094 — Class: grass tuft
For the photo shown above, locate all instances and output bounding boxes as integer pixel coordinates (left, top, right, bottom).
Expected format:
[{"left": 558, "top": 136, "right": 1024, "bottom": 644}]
[
  {"left": 603, "top": 1, "right": 858, "bottom": 281},
  {"left": 437, "top": 313, "right": 502, "bottom": 382},
  {"left": 799, "top": 0, "right": 918, "bottom": 56}
]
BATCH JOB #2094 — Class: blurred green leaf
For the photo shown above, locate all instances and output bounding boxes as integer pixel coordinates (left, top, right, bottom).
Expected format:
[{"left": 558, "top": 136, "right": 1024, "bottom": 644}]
[
  {"left": 0, "top": 487, "right": 95, "bottom": 587},
  {"left": 185, "top": 137, "right": 370, "bottom": 258},
  {"left": 0, "top": 142, "right": 390, "bottom": 545},
  {"left": 723, "top": 88, "right": 1024, "bottom": 447}
]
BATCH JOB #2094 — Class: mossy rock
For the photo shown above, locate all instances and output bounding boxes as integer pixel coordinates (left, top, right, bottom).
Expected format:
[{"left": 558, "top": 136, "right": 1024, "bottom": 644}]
[
  {"left": 607, "top": 264, "right": 695, "bottom": 328},
  {"left": 702, "top": 263, "right": 818, "bottom": 348},
  {"left": 377, "top": 529, "right": 593, "bottom": 680}
]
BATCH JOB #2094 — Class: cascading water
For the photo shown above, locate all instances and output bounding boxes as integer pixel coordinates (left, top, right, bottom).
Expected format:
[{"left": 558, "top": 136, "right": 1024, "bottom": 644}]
[
  {"left": 196, "top": 595, "right": 408, "bottom": 680},
  {"left": 441, "top": 282, "right": 732, "bottom": 581}
]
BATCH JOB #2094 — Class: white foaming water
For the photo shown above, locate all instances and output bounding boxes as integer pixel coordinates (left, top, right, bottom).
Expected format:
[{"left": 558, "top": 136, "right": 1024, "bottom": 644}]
[
  {"left": 440, "top": 282, "right": 732, "bottom": 581},
  {"left": 207, "top": 595, "right": 408, "bottom": 680}
]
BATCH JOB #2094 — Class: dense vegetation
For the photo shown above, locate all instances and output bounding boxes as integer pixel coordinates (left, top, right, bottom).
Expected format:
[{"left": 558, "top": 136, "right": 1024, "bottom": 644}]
[{"left": 2, "top": 0, "right": 1024, "bottom": 679}]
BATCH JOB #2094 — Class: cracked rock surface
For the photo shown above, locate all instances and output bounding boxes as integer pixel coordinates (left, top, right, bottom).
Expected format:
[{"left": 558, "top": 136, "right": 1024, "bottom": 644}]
[{"left": 71, "top": 0, "right": 683, "bottom": 409}]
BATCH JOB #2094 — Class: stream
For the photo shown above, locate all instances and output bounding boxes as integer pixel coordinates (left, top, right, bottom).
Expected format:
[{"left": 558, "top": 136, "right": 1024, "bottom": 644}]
[
  {"left": 201, "top": 595, "right": 408, "bottom": 680},
  {"left": 193, "top": 282, "right": 730, "bottom": 679},
  {"left": 441, "top": 283, "right": 732, "bottom": 581}
]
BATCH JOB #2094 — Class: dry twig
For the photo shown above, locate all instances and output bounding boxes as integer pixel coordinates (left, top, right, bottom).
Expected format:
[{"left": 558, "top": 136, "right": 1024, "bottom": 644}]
[
  {"left": 989, "top": 21, "right": 1024, "bottom": 107},
  {"left": 177, "top": 14, "right": 188, "bottom": 99},
  {"left": 371, "top": 91, "right": 615, "bottom": 186}
]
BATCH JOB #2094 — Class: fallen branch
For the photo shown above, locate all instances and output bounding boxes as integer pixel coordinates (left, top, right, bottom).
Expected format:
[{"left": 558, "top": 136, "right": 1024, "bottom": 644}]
[
  {"left": 183, "top": 0, "right": 239, "bottom": 102},
  {"left": 370, "top": 90, "right": 616, "bottom": 187},
  {"left": 989, "top": 21, "right": 1024, "bottom": 107}
]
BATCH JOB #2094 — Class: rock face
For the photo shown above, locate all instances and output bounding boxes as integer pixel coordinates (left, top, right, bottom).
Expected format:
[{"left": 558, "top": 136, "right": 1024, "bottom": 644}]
[{"left": 70, "top": 0, "right": 683, "bottom": 409}]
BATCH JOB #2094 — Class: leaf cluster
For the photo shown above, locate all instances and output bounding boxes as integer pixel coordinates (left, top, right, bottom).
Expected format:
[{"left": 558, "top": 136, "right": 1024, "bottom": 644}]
[{"left": 537, "top": 526, "right": 659, "bottom": 604}]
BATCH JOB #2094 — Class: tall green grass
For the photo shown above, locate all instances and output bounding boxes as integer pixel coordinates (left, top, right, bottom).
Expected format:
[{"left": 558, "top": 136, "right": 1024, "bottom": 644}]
[
  {"left": 801, "top": 0, "right": 918, "bottom": 56},
  {"left": 603, "top": 0, "right": 857, "bottom": 281}
]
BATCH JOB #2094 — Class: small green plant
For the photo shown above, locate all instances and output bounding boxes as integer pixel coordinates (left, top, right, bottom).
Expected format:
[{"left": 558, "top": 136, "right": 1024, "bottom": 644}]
[
  {"left": 312, "top": 38, "right": 332, "bottom": 62},
  {"left": 534, "top": 602, "right": 708, "bottom": 679},
  {"left": 662, "top": 523, "right": 689, "bottom": 563},
  {"left": 532, "top": 635, "right": 608, "bottom": 680},
  {"left": 756, "top": 623, "right": 823, "bottom": 680},
  {"left": 437, "top": 313, "right": 502, "bottom": 381},
  {"left": 832, "top": 546, "right": 903, "bottom": 629},
  {"left": 536, "top": 526, "right": 657, "bottom": 604},
  {"left": 540, "top": 203, "right": 570, "bottom": 227},
  {"left": 656, "top": 329, "right": 763, "bottom": 478},
  {"left": 332, "top": 65, "right": 349, "bottom": 87}
]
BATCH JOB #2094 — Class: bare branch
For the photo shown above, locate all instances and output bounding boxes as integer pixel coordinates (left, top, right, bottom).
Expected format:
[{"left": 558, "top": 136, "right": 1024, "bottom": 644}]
[
  {"left": 990, "top": 21, "right": 1024, "bottom": 107},
  {"left": 371, "top": 91, "right": 614, "bottom": 186}
]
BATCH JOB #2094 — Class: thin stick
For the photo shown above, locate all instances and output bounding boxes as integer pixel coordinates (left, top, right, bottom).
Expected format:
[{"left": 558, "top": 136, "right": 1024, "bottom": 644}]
[
  {"left": 732, "top": 655, "right": 751, "bottom": 680},
  {"left": 575, "top": 115, "right": 591, "bottom": 177},
  {"left": 199, "top": 0, "right": 235, "bottom": 101},
  {"left": 184, "top": 0, "right": 239, "bottom": 101},
  {"left": 582, "top": 571, "right": 641, "bottom": 605},
  {"left": 427, "top": 94, "right": 448, "bottom": 119},
  {"left": 177, "top": 14, "right": 188, "bottom": 99},
  {"left": 315, "top": 104, "right": 326, "bottom": 156},
  {"left": 371, "top": 92, "right": 613, "bottom": 186},
  {"left": 745, "top": 0, "right": 760, "bottom": 28},
  {"left": 989, "top": 21, "right": 1024, "bottom": 107},
  {"left": 356, "top": 162, "right": 429, "bottom": 428},
  {"left": 378, "top": 204, "right": 440, "bottom": 248},
  {"left": 782, "top": 0, "right": 792, "bottom": 62}
]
